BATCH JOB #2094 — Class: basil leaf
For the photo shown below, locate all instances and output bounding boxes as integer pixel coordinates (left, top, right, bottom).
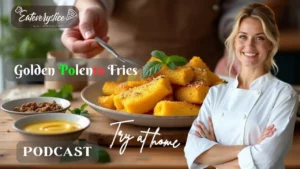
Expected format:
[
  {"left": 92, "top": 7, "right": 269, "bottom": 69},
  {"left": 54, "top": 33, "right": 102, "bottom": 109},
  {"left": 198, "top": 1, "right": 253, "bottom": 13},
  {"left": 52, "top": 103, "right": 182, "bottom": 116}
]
[
  {"left": 57, "top": 91, "right": 64, "bottom": 98},
  {"left": 41, "top": 89, "right": 57, "bottom": 97},
  {"left": 90, "top": 146, "right": 111, "bottom": 163},
  {"left": 40, "top": 85, "right": 73, "bottom": 101},
  {"left": 61, "top": 85, "right": 73, "bottom": 101},
  {"left": 151, "top": 50, "right": 167, "bottom": 63},
  {"left": 78, "top": 139, "right": 86, "bottom": 147},
  {"left": 69, "top": 104, "right": 89, "bottom": 118},
  {"left": 73, "top": 108, "right": 81, "bottom": 115},
  {"left": 40, "top": 92, "right": 55, "bottom": 97},
  {"left": 169, "top": 55, "right": 188, "bottom": 66},
  {"left": 80, "top": 110, "right": 89, "bottom": 117},
  {"left": 61, "top": 85, "right": 73, "bottom": 94},
  {"left": 48, "top": 89, "right": 58, "bottom": 94},
  {"left": 65, "top": 93, "right": 73, "bottom": 101},
  {"left": 142, "top": 61, "right": 163, "bottom": 78},
  {"left": 80, "top": 103, "right": 88, "bottom": 111},
  {"left": 166, "top": 62, "right": 176, "bottom": 70}
]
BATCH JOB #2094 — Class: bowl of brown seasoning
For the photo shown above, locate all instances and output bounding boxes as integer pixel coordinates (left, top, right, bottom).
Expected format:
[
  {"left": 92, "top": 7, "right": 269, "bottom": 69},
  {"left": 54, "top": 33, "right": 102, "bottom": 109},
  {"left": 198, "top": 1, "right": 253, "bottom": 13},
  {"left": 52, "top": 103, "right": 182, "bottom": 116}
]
[{"left": 1, "top": 97, "right": 71, "bottom": 120}]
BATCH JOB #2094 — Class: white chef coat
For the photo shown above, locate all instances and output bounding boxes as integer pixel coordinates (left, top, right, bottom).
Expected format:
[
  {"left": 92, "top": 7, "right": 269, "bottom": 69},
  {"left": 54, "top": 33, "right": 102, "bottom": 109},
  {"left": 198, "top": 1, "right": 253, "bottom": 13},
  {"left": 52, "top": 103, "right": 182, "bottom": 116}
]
[{"left": 184, "top": 72, "right": 298, "bottom": 169}]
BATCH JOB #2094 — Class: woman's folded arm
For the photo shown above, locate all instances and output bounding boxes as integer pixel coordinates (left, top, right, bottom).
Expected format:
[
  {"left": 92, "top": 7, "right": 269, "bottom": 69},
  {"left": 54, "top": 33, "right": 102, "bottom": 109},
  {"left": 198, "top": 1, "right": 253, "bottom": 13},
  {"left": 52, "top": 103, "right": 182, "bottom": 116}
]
[
  {"left": 214, "top": 159, "right": 240, "bottom": 169},
  {"left": 184, "top": 86, "right": 245, "bottom": 168},
  {"left": 238, "top": 91, "right": 298, "bottom": 169},
  {"left": 195, "top": 144, "right": 244, "bottom": 165}
]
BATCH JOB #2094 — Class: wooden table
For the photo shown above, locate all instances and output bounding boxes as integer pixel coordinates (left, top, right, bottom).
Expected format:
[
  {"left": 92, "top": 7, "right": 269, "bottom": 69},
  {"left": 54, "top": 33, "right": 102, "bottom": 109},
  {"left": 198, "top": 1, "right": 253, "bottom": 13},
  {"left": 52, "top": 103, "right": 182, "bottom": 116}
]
[{"left": 0, "top": 85, "right": 300, "bottom": 169}]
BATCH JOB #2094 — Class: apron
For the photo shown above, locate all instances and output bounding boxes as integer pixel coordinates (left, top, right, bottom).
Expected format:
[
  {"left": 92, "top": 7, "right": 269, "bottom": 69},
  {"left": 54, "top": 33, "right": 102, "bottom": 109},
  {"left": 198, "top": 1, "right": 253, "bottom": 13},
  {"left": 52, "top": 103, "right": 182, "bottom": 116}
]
[{"left": 99, "top": 0, "right": 223, "bottom": 70}]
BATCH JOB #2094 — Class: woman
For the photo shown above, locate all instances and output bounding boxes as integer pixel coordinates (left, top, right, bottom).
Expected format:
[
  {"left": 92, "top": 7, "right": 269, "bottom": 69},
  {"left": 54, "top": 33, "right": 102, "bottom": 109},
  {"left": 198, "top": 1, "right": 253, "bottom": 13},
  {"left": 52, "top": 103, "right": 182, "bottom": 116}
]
[
  {"left": 184, "top": 3, "right": 298, "bottom": 169},
  {"left": 214, "top": 0, "right": 287, "bottom": 77}
]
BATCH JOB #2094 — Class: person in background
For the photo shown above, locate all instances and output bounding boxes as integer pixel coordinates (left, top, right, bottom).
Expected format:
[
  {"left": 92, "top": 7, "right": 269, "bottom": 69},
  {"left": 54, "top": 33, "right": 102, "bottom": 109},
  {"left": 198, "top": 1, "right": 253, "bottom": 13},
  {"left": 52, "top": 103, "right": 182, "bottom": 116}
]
[
  {"left": 54, "top": 0, "right": 266, "bottom": 70},
  {"left": 184, "top": 3, "right": 298, "bottom": 169}
]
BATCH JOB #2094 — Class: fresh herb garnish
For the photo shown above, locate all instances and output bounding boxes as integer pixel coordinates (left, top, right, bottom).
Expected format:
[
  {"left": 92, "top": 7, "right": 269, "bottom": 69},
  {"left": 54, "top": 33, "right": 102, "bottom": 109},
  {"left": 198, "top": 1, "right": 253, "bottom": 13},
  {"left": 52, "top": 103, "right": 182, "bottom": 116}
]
[
  {"left": 90, "top": 145, "right": 111, "bottom": 163},
  {"left": 142, "top": 50, "right": 188, "bottom": 78},
  {"left": 142, "top": 61, "right": 163, "bottom": 78},
  {"left": 41, "top": 85, "right": 73, "bottom": 101},
  {"left": 68, "top": 103, "right": 89, "bottom": 117}
]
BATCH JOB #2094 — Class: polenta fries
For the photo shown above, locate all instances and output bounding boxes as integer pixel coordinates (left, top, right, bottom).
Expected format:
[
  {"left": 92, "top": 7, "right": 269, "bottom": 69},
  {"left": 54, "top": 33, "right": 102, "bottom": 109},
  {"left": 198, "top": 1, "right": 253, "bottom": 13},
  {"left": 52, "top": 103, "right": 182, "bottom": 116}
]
[{"left": 98, "top": 56, "right": 225, "bottom": 116}]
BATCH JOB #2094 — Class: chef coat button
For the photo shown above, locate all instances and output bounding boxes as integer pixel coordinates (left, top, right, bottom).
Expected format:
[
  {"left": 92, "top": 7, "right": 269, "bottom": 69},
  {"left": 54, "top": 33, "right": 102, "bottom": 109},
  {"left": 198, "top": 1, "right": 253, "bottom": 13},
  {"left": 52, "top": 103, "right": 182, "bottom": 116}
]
[
  {"left": 243, "top": 115, "right": 247, "bottom": 120},
  {"left": 212, "top": 4, "right": 219, "bottom": 11},
  {"left": 221, "top": 112, "right": 224, "bottom": 117}
]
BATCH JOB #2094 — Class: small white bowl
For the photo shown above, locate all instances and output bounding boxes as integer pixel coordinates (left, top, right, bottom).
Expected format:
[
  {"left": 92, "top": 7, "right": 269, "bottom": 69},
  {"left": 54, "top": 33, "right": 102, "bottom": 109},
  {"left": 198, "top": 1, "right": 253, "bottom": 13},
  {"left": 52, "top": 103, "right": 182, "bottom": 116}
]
[
  {"left": 13, "top": 113, "right": 90, "bottom": 142},
  {"left": 1, "top": 97, "right": 71, "bottom": 120}
]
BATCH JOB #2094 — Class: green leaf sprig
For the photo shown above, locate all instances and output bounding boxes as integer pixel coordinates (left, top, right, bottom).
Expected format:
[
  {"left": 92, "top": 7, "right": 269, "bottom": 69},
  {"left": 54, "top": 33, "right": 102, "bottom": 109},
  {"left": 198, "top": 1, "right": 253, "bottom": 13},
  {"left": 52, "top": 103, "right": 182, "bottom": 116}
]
[
  {"left": 142, "top": 50, "right": 188, "bottom": 78},
  {"left": 41, "top": 85, "right": 73, "bottom": 101},
  {"left": 90, "top": 145, "right": 111, "bottom": 163},
  {"left": 68, "top": 103, "right": 89, "bottom": 117}
]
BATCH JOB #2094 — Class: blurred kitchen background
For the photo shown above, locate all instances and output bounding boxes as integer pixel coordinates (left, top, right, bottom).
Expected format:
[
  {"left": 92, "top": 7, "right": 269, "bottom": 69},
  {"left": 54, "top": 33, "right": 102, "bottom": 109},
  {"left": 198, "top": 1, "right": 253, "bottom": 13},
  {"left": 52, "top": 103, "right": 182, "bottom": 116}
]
[
  {"left": 0, "top": 0, "right": 299, "bottom": 92},
  {"left": 0, "top": 0, "right": 64, "bottom": 92}
]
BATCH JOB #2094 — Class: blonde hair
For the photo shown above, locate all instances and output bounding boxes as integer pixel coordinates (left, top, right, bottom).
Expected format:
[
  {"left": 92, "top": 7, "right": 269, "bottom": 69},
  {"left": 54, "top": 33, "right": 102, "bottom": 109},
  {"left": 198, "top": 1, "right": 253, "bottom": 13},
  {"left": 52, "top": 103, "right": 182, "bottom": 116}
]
[{"left": 225, "top": 3, "right": 280, "bottom": 76}]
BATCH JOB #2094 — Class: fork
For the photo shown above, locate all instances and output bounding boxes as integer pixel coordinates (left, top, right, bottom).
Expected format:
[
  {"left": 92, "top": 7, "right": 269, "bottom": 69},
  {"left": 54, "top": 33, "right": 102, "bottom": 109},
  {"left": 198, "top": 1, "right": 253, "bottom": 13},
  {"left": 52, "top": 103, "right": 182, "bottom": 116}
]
[{"left": 94, "top": 37, "right": 141, "bottom": 67}]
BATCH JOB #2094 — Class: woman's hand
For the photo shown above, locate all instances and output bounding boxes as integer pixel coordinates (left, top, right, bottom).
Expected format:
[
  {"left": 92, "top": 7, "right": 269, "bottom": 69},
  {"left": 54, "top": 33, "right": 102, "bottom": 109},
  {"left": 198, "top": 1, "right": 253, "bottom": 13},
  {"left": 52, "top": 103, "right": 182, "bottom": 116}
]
[
  {"left": 61, "top": 0, "right": 109, "bottom": 58},
  {"left": 256, "top": 124, "right": 276, "bottom": 144},
  {"left": 194, "top": 117, "right": 216, "bottom": 142}
]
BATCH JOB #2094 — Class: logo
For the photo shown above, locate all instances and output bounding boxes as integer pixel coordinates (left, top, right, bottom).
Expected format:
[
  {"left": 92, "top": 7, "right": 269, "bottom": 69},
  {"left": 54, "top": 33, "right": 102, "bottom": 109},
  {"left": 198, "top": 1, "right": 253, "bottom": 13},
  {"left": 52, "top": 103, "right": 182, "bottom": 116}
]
[
  {"left": 11, "top": 6, "right": 79, "bottom": 28},
  {"left": 66, "top": 8, "right": 77, "bottom": 20}
]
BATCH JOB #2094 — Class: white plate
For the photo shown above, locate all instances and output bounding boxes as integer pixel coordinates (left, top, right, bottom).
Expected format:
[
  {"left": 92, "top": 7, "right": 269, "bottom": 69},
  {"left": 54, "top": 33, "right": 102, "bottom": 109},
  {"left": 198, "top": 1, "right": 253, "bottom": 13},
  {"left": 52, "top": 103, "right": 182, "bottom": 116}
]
[{"left": 81, "top": 79, "right": 197, "bottom": 128}]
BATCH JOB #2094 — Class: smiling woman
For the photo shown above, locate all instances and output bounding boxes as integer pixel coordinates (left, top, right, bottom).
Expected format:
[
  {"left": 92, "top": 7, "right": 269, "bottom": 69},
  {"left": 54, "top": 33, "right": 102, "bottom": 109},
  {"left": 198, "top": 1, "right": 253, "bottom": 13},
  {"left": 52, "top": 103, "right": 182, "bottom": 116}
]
[
  {"left": 184, "top": 3, "right": 298, "bottom": 169},
  {"left": 235, "top": 18, "right": 272, "bottom": 68},
  {"left": 225, "top": 3, "right": 279, "bottom": 77}
]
